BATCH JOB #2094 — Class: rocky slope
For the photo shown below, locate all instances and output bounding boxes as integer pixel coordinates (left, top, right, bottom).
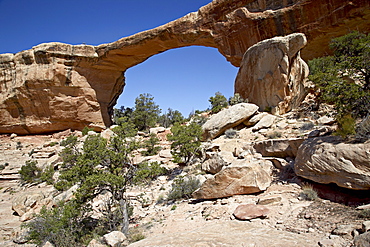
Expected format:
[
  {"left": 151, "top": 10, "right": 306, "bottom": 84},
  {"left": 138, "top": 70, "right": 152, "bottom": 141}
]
[
  {"left": 1, "top": 0, "right": 369, "bottom": 134},
  {"left": 1, "top": 102, "right": 369, "bottom": 247}
]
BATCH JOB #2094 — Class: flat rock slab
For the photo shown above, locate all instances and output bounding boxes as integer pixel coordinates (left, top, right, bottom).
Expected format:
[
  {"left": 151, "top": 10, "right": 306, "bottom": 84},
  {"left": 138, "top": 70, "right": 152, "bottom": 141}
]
[
  {"left": 127, "top": 221, "right": 318, "bottom": 247},
  {"left": 233, "top": 204, "right": 269, "bottom": 220}
]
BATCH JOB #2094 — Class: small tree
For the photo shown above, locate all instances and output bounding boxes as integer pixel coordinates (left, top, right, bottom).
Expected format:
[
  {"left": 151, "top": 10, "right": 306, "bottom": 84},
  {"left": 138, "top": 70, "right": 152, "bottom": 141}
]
[
  {"left": 132, "top": 93, "right": 161, "bottom": 131},
  {"left": 141, "top": 133, "right": 161, "bottom": 156},
  {"left": 209, "top": 92, "right": 228, "bottom": 113},
  {"left": 158, "top": 108, "right": 185, "bottom": 128},
  {"left": 308, "top": 31, "right": 370, "bottom": 138},
  {"left": 229, "top": 93, "right": 247, "bottom": 105},
  {"left": 167, "top": 122, "right": 203, "bottom": 164}
]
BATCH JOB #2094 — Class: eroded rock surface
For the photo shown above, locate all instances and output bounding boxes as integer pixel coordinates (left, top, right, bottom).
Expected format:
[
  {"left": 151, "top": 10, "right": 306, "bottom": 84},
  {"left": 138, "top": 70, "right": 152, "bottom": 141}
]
[
  {"left": 1, "top": 0, "right": 369, "bottom": 134},
  {"left": 235, "top": 33, "right": 309, "bottom": 114},
  {"left": 295, "top": 136, "right": 370, "bottom": 190}
]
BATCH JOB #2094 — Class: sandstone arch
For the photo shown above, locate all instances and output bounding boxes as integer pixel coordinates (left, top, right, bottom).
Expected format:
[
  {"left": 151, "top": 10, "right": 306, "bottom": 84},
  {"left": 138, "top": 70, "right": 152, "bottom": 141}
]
[{"left": 0, "top": 0, "right": 369, "bottom": 134}]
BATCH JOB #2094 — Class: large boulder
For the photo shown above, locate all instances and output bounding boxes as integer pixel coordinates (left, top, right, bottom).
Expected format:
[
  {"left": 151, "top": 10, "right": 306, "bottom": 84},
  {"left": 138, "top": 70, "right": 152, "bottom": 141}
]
[
  {"left": 1, "top": 0, "right": 368, "bottom": 134},
  {"left": 193, "top": 159, "right": 273, "bottom": 199},
  {"left": 235, "top": 33, "right": 309, "bottom": 114},
  {"left": 253, "top": 138, "right": 305, "bottom": 158},
  {"left": 202, "top": 103, "right": 259, "bottom": 140},
  {"left": 294, "top": 136, "right": 370, "bottom": 190}
]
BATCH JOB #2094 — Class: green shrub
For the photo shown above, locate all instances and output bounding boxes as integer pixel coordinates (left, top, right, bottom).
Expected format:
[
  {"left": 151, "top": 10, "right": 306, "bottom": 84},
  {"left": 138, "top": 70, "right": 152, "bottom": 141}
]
[
  {"left": 167, "top": 122, "right": 203, "bottom": 164},
  {"left": 167, "top": 176, "right": 200, "bottom": 200},
  {"left": 82, "top": 126, "right": 93, "bottom": 136},
  {"left": 141, "top": 133, "right": 161, "bottom": 156},
  {"left": 23, "top": 201, "right": 89, "bottom": 247},
  {"left": 308, "top": 31, "right": 370, "bottom": 138},
  {"left": 299, "top": 184, "right": 318, "bottom": 201},
  {"left": 209, "top": 92, "right": 228, "bottom": 114},
  {"left": 133, "top": 161, "right": 168, "bottom": 185},
  {"left": 19, "top": 160, "right": 41, "bottom": 183},
  {"left": 229, "top": 93, "right": 248, "bottom": 106},
  {"left": 40, "top": 165, "right": 55, "bottom": 185}
]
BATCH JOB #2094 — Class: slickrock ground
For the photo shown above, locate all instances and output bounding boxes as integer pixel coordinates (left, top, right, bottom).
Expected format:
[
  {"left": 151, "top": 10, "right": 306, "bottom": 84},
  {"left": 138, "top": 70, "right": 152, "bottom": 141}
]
[{"left": 1, "top": 106, "right": 369, "bottom": 247}]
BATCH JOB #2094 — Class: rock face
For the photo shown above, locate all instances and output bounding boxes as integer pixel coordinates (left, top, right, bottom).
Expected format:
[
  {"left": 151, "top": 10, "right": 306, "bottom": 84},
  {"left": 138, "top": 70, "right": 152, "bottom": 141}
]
[
  {"left": 193, "top": 159, "right": 273, "bottom": 199},
  {"left": 295, "top": 136, "right": 370, "bottom": 190},
  {"left": 1, "top": 0, "right": 369, "bottom": 134},
  {"left": 235, "top": 33, "right": 309, "bottom": 114},
  {"left": 202, "top": 103, "right": 259, "bottom": 140}
]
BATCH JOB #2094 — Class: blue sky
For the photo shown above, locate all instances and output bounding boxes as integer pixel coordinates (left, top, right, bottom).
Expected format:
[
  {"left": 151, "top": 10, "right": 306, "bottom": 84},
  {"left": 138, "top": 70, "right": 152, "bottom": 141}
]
[{"left": 0, "top": 0, "right": 238, "bottom": 117}]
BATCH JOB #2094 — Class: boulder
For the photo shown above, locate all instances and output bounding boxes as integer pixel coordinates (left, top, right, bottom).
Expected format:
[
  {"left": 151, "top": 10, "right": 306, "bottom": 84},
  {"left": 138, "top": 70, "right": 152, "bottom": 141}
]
[
  {"left": 201, "top": 155, "right": 227, "bottom": 174},
  {"left": 251, "top": 114, "right": 277, "bottom": 132},
  {"left": 235, "top": 33, "right": 309, "bottom": 114},
  {"left": 243, "top": 112, "right": 268, "bottom": 127},
  {"left": 202, "top": 103, "right": 259, "bottom": 140},
  {"left": 103, "top": 231, "right": 127, "bottom": 247},
  {"left": 253, "top": 138, "right": 305, "bottom": 158},
  {"left": 354, "top": 232, "right": 370, "bottom": 247},
  {"left": 193, "top": 159, "right": 273, "bottom": 199},
  {"left": 294, "top": 136, "right": 370, "bottom": 190},
  {"left": 233, "top": 204, "right": 269, "bottom": 220}
]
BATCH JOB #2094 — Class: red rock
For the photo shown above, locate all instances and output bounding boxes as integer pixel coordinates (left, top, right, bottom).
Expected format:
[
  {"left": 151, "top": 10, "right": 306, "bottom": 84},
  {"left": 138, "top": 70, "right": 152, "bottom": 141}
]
[
  {"left": 0, "top": 0, "right": 368, "bottom": 134},
  {"left": 233, "top": 204, "right": 269, "bottom": 220}
]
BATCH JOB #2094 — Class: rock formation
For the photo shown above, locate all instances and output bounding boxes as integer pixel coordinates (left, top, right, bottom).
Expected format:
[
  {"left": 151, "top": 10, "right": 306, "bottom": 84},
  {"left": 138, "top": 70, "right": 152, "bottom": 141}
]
[
  {"left": 0, "top": 0, "right": 369, "bottom": 134},
  {"left": 202, "top": 103, "right": 258, "bottom": 140},
  {"left": 235, "top": 33, "right": 309, "bottom": 114},
  {"left": 295, "top": 136, "right": 370, "bottom": 190}
]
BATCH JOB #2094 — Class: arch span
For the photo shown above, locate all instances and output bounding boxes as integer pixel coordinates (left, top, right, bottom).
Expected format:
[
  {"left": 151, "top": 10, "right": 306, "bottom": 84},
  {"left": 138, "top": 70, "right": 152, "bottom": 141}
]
[{"left": 0, "top": 0, "right": 369, "bottom": 134}]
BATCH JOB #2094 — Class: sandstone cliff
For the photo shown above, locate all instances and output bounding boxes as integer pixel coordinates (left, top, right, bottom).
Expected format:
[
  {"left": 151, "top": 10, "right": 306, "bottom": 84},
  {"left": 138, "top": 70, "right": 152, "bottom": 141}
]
[{"left": 0, "top": 0, "right": 369, "bottom": 134}]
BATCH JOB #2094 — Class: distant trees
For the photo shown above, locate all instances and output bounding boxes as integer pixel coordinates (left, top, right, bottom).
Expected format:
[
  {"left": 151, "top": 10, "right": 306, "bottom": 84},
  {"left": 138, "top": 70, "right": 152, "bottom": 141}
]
[
  {"left": 308, "top": 31, "right": 370, "bottom": 138},
  {"left": 209, "top": 91, "right": 228, "bottom": 113},
  {"left": 132, "top": 93, "right": 161, "bottom": 131}
]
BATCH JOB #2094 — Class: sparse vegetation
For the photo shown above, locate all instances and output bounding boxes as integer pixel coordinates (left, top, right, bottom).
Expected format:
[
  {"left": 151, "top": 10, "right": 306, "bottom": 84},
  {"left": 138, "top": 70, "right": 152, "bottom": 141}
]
[
  {"left": 167, "top": 176, "right": 200, "bottom": 201},
  {"left": 141, "top": 133, "right": 161, "bottom": 156},
  {"left": 299, "top": 184, "right": 318, "bottom": 201},
  {"left": 19, "top": 160, "right": 41, "bottom": 183},
  {"left": 358, "top": 209, "right": 370, "bottom": 219},
  {"left": 229, "top": 93, "right": 248, "bottom": 105},
  {"left": 167, "top": 122, "right": 203, "bottom": 164},
  {"left": 225, "top": 128, "right": 238, "bottom": 139},
  {"left": 133, "top": 161, "right": 168, "bottom": 185},
  {"left": 209, "top": 91, "right": 228, "bottom": 114},
  {"left": 308, "top": 31, "right": 370, "bottom": 138}
]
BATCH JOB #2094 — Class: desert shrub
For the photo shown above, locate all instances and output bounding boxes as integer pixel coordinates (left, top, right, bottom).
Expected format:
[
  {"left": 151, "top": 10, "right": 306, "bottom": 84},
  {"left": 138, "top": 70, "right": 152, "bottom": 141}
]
[
  {"left": 82, "top": 126, "right": 93, "bottom": 136},
  {"left": 299, "top": 184, "right": 318, "bottom": 201},
  {"left": 40, "top": 165, "right": 55, "bottom": 185},
  {"left": 23, "top": 201, "right": 90, "bottom": 247},
  {"left": 335, "top": 114, "right": 356, "bottom": 137},
  {"left": 141, "top": 133, "right": 161, "bottom": 156},
  {"left": 209, "top": 92, "right": 228, "bottom": 114},
  {"left": 229, "top": 93, "right": 248, "bottom": 106},
  {"left": 308, "top": 31, "right": 370, "bottom": 138},
  {"left": 225, "top": 128, "right": 238, "bottom": 139},
  {"left": 358, "top": 209, "right": 370, "bottom": 219},
  {"left": 19, "top": 160, "right": 41, "bottom": 183},
  {"left": 167, "top": 176, "right": 200, "bottom": 200},
  {"left": 167, "top": 122, "right": 203, "bottom": 164},
  {"left": 133, "top": 161, "right": 168, "bottom": 185},
  {"left": 267, "top": 131, "right": 282, "bottom": 139},
  {"left": 299, "top": 122, "right": 315, "bottom": 131}
]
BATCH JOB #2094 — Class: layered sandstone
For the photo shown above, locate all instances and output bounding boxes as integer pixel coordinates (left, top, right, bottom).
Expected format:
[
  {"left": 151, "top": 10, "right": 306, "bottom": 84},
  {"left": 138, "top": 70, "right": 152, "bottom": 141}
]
[
  {"left": 235, "top": 33, "right": 309, "bottom": 114},
  {"left": 0, "top": 0, "right": 369, "bottom": 134}
]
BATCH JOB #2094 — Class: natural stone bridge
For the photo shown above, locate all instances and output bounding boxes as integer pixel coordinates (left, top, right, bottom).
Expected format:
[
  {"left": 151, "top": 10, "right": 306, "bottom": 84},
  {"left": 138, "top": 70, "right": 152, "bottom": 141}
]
[{"left": 0, "top": 0, "right": 369, "bottom": 134}]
